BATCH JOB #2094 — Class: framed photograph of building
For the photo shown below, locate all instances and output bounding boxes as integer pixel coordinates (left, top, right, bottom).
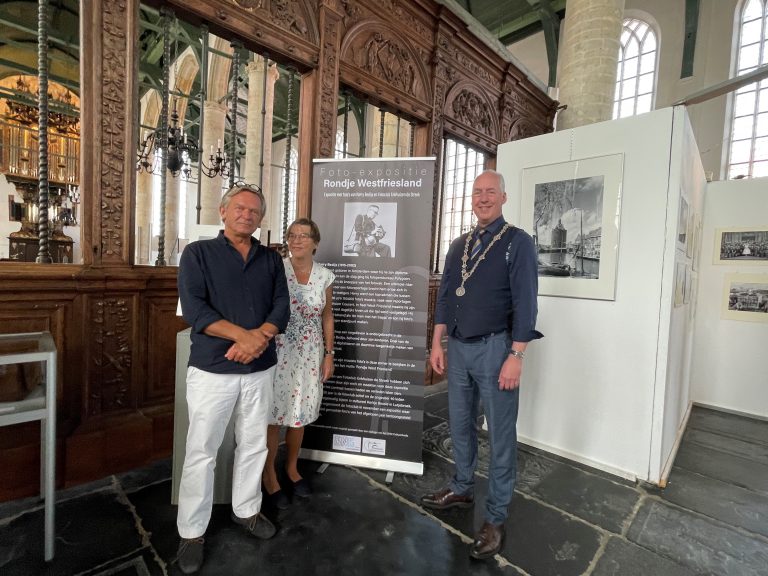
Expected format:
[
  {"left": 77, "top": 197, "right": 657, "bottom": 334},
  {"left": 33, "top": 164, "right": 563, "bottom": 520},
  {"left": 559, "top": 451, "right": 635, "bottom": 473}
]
[
  {"left": 722, "top": 274, "right": 768, "bottom": 322},
  {"left": 714, "top": 227, "right": 768, "bottom": 264},
  {"left": 521, "top": 153, "right": 624, "bottom": 300}
]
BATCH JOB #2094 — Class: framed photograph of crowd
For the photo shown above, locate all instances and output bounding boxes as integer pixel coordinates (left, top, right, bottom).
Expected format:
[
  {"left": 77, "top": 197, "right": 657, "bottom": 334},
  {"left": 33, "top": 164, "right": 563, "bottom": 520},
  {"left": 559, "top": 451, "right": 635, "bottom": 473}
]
[
  {"left": 520, "top": 153, "right": 624, "bottom": 301},
  {"left": 714, "top": 227, "right": 768, "bottom": 265},
  {"left": 722, "top": 273, "right": 768, "bottom": 322}
]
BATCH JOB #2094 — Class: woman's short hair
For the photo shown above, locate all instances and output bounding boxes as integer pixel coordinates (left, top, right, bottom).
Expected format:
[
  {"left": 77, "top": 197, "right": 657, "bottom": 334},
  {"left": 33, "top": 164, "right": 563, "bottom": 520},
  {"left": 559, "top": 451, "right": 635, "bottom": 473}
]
[{"left": 288, "top": 218, "right": 321, "bottom": 244}]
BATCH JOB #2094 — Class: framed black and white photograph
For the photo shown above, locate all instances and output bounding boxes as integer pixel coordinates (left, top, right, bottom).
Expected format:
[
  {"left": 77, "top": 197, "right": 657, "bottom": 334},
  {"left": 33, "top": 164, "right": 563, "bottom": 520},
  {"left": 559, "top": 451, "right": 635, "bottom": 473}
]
[
  {"left": 714, "top": 227, "right": 768, "bottom": 264},
  {"left": 722, "top": 274, "right": 768, "bottom": 322},
  {"left": 674, "top": 261, "right": 685, "bottom": 308},
  {"left": 677, "top": 195, "right": 689, "bottom": 252},
  {"left": 521, "top": 153, "right": 624, "bottom": 300},
  {"left": 692, "top": 218, "right": 702, "bottom": 272}
]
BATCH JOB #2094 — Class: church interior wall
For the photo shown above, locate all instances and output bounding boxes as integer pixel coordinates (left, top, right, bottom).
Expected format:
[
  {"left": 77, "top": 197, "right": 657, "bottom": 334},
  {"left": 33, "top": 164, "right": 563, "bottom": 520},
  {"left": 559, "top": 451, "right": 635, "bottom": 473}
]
[{"left": 692, "top": 177, "right": 768, "bottom": 419}]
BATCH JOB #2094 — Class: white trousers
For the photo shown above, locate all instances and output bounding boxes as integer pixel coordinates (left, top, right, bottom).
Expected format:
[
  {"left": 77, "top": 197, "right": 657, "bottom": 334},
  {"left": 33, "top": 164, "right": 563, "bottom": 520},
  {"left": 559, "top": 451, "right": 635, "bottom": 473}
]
[{"left": 177, "top": 365, "right": 275, "bottom": 538}]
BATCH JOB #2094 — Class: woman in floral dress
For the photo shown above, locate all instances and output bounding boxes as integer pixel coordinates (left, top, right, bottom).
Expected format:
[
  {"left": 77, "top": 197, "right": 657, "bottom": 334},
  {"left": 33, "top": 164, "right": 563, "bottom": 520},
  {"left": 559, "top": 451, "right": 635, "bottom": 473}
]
[{"left": 264, "top": 218, "right": 335, "bottom": 507}]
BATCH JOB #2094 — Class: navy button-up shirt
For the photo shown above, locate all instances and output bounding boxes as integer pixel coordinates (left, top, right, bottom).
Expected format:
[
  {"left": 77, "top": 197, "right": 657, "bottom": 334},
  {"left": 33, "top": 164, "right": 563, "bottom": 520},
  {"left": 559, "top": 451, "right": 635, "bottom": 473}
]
[
  {"left": 435, "top": 217, "right": 543, "bottom": 343},
  {"left": 178, "top": 231, "right": 290, "bottom": 374}
]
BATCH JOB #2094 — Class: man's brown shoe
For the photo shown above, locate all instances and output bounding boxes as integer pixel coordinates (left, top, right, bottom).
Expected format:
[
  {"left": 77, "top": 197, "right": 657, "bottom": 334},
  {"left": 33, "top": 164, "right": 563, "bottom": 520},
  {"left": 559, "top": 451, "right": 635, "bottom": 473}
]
[
  {"left": 469, "top": 521, "right": 505, "bottom": 559},
  {"left": 421, "top": 487, "right": 473, "bottom": 510}
]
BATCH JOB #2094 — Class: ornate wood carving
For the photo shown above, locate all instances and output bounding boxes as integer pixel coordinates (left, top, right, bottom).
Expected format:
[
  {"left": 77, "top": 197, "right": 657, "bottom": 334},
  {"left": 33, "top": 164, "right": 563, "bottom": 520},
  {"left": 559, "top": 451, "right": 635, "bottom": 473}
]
[
  {"left": 88, "top": 296, "right": 134, "bottom": 416},
  {"left": 340, "top": 21, "right": 431, "bottom": 117},
  {"left": 100, "top": 0, "right": 130, "bottom": 263},
  {"left": 143, "top": 297, "right": 187, "bottom": 404},
  {"left": 270, "top": 0, "right": 311, "bottom": 39},
  {"left": 448, "top": 87, "right": 495, "bottom": 137},
  {"left": 316, "top": 3, "right": 343, "bottom": 158}
]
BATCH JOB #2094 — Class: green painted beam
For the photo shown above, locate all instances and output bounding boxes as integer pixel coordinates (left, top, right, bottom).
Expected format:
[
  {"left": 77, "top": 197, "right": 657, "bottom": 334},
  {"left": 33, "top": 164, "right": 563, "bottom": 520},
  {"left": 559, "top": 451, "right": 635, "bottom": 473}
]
[
  {"left": 0, "top": 58, "right": 78, "bottom": 91},
  {"left": 497, "top": 0, "right": 565, "bottom": 46},
  {"left": 681, "top": 0, "right": 699, "bottom": 78}
]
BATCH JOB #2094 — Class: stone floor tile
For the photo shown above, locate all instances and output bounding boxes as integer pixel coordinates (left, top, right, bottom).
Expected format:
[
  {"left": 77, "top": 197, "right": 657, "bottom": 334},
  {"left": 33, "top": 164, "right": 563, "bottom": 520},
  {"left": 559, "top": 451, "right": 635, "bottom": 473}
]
[
  {"left": 528, "top": 461, "right": 640, "bottom": 534},
  {"left": 628, "top": 499, "right": 768, "bottom": 576},
  {"left": 683, "top": 428, "right": 768, "bottom": 465},
  {"left": 663, "top": 467, "right": 768, "bottom": 538},
  {"left": 0, "top": 489, "right": 143, "bottom": 576},
  {"left": 592, "top": 536, "right": 697, "bottom": 576},
  {"left": 687, "top": 407, "right": 768, "bottom": 446},
  {"left": 129, "top": 464, "right": 520, "bottom": 576},
  {"left": 675, "top": 442, "right": 768, "bottom": 494}
]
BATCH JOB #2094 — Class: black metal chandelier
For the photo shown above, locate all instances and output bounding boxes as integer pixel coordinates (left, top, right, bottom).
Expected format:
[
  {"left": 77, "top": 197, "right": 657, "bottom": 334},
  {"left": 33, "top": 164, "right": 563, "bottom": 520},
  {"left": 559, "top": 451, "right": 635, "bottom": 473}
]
[{"left": 136, "top": 98, "right": 198, "bottom": 179}]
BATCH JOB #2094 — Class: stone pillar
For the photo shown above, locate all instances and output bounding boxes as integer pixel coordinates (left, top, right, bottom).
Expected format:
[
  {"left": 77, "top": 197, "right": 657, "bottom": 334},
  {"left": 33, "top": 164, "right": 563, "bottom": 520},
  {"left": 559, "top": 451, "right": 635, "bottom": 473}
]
[
  {"left": 135, "top": 167, "right": 153, "bottom": 264},
  {"left": 556, "top": 0, "right": 624, "bottom": 129},
  {"left": 164, "top": 170, "right": 180, "bottom": 264},
  {"left": 243, "top": 58, "right": 279, "bottom": 243},
  {"left": 200, "top": 100, "right": 227, "bottom": 225}
]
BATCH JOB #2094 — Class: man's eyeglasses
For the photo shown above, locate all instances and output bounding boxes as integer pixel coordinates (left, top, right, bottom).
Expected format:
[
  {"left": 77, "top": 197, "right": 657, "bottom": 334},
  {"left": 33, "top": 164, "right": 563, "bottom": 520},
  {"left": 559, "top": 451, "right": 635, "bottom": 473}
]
[{"left": 286, "top": 233, "right": 313, "bottom": 242}]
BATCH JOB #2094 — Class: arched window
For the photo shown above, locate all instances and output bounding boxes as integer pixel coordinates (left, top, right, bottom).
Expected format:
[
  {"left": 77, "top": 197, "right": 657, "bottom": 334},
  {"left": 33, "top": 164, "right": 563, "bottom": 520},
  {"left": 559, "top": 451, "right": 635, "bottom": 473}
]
[
  {"left": 727, "top": 0, "right": 768, "bottom": 179},
  {"left": 613, "top": 18, "right": 658, "bottom": 119},
  {"left": 435, "top": 137, "right": 486, "bottom": 272}
]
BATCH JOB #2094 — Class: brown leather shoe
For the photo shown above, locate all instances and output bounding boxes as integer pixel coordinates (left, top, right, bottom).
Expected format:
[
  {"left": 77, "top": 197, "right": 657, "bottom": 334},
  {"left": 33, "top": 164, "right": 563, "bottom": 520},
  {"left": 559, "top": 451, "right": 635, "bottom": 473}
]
[
  {"left": 469, "top": 521, "right": 505, "bottom": 559},
  {"left": 420, "top": 487, "right": 473, "bottom": 510}
]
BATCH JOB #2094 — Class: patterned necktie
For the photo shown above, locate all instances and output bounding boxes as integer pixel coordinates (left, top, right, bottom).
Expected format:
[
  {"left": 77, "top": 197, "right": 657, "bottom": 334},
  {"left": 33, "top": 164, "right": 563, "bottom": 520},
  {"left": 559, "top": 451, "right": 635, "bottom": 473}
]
[{"left": 471, "top": 229, "right": 486, "bottom": 260}]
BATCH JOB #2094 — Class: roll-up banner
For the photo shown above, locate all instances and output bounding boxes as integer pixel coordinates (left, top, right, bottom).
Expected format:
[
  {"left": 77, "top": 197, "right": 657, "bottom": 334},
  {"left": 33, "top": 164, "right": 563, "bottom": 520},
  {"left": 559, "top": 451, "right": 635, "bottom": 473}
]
[{"left": 302, "top": 157, "right": 435, "bottom": 475}]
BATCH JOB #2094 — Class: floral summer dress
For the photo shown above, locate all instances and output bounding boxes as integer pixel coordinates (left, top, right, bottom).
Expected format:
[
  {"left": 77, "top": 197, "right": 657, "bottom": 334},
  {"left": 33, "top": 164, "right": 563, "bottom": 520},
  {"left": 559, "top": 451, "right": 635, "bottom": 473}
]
[{"left": 270, "top": 259, "right": 335, "bottom": 427}]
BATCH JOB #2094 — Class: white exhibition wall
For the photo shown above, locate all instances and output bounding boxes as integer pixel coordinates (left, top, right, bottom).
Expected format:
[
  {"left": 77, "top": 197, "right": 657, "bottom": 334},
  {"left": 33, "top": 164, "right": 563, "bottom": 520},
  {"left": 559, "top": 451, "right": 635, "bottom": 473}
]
[
  {"left": 497, "top": 107, "right": 700, "bottom": 483},
  {"left": 691, "top": 178, "right": 768, "bottom": 419}
]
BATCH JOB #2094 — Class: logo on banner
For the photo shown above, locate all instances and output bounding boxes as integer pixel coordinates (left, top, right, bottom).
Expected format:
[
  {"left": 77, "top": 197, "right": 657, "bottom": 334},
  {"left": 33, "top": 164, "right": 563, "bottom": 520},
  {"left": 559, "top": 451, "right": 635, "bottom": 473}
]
[
  {"left": 362, "top": 438, "right": 386, "bottom": 456},
  {"left": 332, "top": 434, "right": 362, "bottom": 452}
]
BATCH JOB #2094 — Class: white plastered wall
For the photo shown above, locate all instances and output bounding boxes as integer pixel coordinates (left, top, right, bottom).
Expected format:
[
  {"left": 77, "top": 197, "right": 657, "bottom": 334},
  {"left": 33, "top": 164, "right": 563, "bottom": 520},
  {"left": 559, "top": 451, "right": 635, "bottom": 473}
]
[
  {"left": 691, "top": 178, "right": 768, "bottom": 418},
  {"left": 498, "top": 107, "right": 701, "bottom": 483}
]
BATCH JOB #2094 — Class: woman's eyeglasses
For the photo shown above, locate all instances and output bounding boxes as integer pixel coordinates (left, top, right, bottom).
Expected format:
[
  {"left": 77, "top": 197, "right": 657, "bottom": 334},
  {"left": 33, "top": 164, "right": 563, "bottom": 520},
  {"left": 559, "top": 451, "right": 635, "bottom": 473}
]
[{"left": 286, "top": 233, "right": 313, "bottom": 241}]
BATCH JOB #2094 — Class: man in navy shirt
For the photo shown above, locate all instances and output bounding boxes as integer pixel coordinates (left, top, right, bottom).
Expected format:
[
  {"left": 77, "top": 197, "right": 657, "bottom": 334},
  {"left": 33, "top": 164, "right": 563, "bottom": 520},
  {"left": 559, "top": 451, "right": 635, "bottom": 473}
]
[
  {"left": 175, "top": 183, "right": 289, "bottom": 574},
  {"left": 422, "top": 170, "right": 542, "bottom": 559}
]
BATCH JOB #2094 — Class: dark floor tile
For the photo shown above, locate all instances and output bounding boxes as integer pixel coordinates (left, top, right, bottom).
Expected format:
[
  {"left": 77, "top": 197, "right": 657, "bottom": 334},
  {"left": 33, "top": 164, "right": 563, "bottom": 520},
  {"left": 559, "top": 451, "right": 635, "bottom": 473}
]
[
  {"left": 675, "top": 442, "right": 768, "bottom": 494},
  {"left": 683, "top": 428, "right": 768, "bottom": 465},
  {"left": 423, "top": 411, "right": 445, "bottom": 431},
  {"left": 592, "top": 537, "right": 697, "bottom": 576},
  {"left": 423, "top": 390, "right": 450, "bottom": 419},
  {"left": 423, "top": 421, "right": 492, "bottom": 476},
  {"left": 688, "top": 407, "right": 768, "bottom": 446},
  {"left": 628, "top": 499, "right": 768, "bottom": 576},
  {"left": 129, "top": 464, "right": 518, "bottom": 576},
  {"left": 0, "top": 489, "right": 144, "bottom": 576},
  {"left": 117, "top": 458, "right": 173, "bottom": 494},
  {"left": 500, "top": 493, "right": 602, "bottom": 576},
  {"left": 527, "top": 459, "right": 640, "bottom": 534},
  {"left": 78, "top": 547, "right": 165, "bottom": 576},
  {"left": 391, "top": 450, "right": 600, "bottom": 576},
  {"left": 663, "top": 467, "right": 768, "bottom": 538},
  {"left": 0, "top": 479, "right": 114, "bottom": 523}
]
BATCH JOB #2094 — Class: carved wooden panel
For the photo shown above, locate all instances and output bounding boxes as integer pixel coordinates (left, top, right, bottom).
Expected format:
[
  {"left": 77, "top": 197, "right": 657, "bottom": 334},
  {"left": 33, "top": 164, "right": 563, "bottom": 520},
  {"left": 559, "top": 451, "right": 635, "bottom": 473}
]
[
  {"left": 339, "top": 21, "right": 432, "bottom": 120},
  {"left": 444, "top": 81, "right": 500, "bottom": 151},
  {"left": 98, "top": 0, "right": 134, "bottom": 264},
  {"left": 173, "top": 0, "right": 319, "bottom": 67},
  {"left": 315, "top": 2, "right": 343, "bottom": 158},
  {"left": 141, "top": 296, "right": 187, "bottom": 405},
  {"left": 86, "top": 295, "right": 137, "bottom": 416}
]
